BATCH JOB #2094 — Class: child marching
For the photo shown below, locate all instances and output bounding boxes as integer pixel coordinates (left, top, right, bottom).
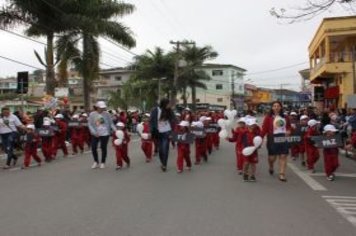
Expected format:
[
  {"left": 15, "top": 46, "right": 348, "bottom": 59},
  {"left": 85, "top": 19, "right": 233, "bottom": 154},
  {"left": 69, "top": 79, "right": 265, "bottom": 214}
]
[
  {"left": 322, "top": 125, "right": 340, "bottom": 181},
  {"left": 113, "top": 122, "right": 131, "bottom": 170},
  {"left": 176, "top": 121, "right": 192, "bottom": 173},
  {"left": 140, "top": 114, "right": 153, "bottom": 163},
  {"left": 22, "top": 124, "right": 42, "bottom": 169},
  {"left": 305, "top": 119, "right": 321, "bottom": 173}
]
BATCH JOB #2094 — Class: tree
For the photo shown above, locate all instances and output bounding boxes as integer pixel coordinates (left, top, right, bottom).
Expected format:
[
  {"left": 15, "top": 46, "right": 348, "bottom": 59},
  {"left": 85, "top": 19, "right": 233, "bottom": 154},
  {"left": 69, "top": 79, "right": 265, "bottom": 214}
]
[
  {"left": 180, "top": 45, "right": 218, "bottom": 111},
  {"left": 271, "top": 0, "right": 355, "bottom": 22}
]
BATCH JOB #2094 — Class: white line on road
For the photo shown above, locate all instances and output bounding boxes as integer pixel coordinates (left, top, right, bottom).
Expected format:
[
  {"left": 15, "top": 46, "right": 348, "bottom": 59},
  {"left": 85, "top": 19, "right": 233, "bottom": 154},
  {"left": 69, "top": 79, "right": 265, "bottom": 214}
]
[
  {"left": 288, "top": 162, "right": 327, "bottom": 191},
  {"left": 323, "top": 196, "right": 356, "bottom": 227},
  {"left": 310, "top": 173, "right": 356, "bottom": 178}
]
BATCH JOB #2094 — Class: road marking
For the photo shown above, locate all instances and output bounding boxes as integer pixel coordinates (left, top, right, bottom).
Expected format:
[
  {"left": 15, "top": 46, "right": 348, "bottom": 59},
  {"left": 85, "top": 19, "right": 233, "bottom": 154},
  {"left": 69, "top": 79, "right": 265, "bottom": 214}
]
[
  {"left": 288, "top": 162, "right": 327, "bottom": 191},
  {"left": 323, "top": 196, "right": 356, "bottom": 227},
  {"left": 310, "top": 173, "right": 356, "bottom": 178}
]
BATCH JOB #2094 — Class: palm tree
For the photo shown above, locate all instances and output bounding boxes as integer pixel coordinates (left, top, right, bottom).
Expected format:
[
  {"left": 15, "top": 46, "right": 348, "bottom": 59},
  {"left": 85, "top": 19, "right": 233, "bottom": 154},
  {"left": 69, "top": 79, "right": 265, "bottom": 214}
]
[
  {"left": 180, "top": 45, "right": 218, "bottom": 111},
  {"left": 0, "top": 0, "right": 80, "bottom": 95}
]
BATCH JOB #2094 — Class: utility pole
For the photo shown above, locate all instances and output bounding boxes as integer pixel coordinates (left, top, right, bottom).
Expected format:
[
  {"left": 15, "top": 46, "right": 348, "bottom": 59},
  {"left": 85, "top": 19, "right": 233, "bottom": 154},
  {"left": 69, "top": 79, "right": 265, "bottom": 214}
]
[
  {"left": 352, "top": 46, "right": 356, "bottom": 94},
  {"left": 170, "top": 40, "right": 195, "bottom": 108},
  {"left": 153, "top": 77, "right": 167, "bottom": 102},
  {"left": 231, "top": 71, "right": 236, "bottom": 110}
]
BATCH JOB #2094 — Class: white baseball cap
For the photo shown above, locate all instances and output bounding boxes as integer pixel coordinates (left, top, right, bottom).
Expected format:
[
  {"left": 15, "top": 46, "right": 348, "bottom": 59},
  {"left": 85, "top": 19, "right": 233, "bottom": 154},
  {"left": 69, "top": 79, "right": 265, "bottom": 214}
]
[
  {"left": 96, "top": 101, "right": 107, "bottom": 109},
  {"left": 116, "top": 122, "right": 125, "bottom": 127},
  {"left": 300, "top": 115, "right": 309, "bottom": 121},
  {"left": 323, "top": 124, "right": 338, "bottom": 133},
  {"left": 144, "top": 113, "right": 150, "bottom": 117},
  {"left": 199, "top": 116, "right": 207, "bottom": 122},
  {"left": 26, "top": 124, "right": 35, "bottom": 130},
  {"left": 55, "top": 114, "right": 64, "bottom": 119},
  {"left": 43, "top": 120, "right": 51, "bottom": 126},
  {"left": 81, "top": 113, "right": 88, "bottom": 117},
  {"left": 178, "top": 121, "right": 190, "bottom": 127},
  {"left": 290, "top": 112, "right": 297, "bottom": 116},
  {"left": 237, "top": 117, "right": 247, "bottom": 124},
  {"left": 205, "top": 117, "right": 212, "bottom": 121},
  {"left": 246, "top": 118, "right": 257, "bottom": 126},
  {"left": 308, "top": 119, "right": 320, "bottom": 127},
  {"left": 72, "top": 114, "right": 79, "bottom": 119}
]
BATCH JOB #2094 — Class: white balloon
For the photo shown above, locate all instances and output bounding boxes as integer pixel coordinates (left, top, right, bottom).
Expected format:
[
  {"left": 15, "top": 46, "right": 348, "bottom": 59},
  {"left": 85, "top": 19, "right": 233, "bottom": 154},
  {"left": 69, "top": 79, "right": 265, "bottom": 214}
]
[
  {"left": 242, "top": 146, "right": 256, "bottom": 156},
  {"left": 253, "top": 136, "right": 263, "bottom": 148},
  {"left": 141, "top": 133, "right": 150, "bottom": 140},
  {"left": 136, "top": 122, "right": 144, "bottom": 134},
  {"left": 115, "top": 130, "right": 124, "bottom": 139},
  {"left": 224, "top": 109, "right": 230, "bottom": 118},
  {"left": 114, "top": 139, "right": 123, "bottom": 146},
  {"left": 217, "top": 119, "right": 226, "bottom": 128},
  {"left": 231, "top": 110, "right": 237, "bottom": 117},
  {"left": 219, "top": 129, "right": 228, "bottom": 139},
  {"left": 224, "top": 119, "right": 232, "bottom": 128}
]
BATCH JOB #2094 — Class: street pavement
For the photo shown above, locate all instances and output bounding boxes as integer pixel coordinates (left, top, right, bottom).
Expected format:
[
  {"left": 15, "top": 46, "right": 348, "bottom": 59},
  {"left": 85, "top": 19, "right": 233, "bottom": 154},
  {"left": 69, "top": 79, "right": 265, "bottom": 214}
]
[{"left": 1, "top": 136, "right": 356, "bottom": 236}]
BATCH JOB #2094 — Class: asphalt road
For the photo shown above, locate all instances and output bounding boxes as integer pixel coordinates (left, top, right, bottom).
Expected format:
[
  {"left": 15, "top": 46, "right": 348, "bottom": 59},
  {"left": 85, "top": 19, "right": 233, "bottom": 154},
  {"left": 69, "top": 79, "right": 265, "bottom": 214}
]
[{"left": 1, "top": 136, "right": 356, "bottom": 236}]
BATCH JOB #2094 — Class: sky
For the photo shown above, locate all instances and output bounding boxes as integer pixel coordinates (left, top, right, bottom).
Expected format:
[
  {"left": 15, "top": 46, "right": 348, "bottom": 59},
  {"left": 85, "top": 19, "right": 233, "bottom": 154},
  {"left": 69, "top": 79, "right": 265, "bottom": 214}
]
[{"left": 0, "top": 0, "right": 354, "bottom": 90}]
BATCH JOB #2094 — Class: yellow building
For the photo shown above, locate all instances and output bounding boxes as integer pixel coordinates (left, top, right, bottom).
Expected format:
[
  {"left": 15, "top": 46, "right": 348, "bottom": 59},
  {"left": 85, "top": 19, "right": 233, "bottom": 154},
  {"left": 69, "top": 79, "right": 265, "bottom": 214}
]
[{"left": 309, "top": 16, "right": 356, "bottom": 109}]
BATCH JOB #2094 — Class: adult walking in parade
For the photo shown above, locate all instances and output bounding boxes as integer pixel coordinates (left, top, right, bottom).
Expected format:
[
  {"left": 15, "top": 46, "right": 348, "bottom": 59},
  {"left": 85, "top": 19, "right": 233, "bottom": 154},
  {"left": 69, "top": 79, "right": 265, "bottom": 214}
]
[
  {"left": 88, "top": 101, "right": 116, "bottom": 169},
  {"left": 150, "top": 98, "right": 176, "bottom": 172},
  {"left": 261, "top": 101, "right": 291, "bottom": 182},
  {"left": 0, "top": 107, "right": 25, "bottom": 169}
]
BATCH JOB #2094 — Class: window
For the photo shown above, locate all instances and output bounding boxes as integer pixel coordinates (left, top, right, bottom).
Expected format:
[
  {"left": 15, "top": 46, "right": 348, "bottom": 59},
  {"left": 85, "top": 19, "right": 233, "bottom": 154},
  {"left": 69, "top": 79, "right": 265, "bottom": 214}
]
[
  {"left": 196, "top": 98, "right": 200, "bottom": 103},
  {"left": 216, "top": 84, "right": 223, "bottom": 90},
  {"left": 212, "top": 70, "right": 223, "bottom": 76},
  {"left": 115, "top": 76, "right": 122, "bottom": 81},
  {"left": 217, "top": 98, "right": 223, "bottom": 103}
]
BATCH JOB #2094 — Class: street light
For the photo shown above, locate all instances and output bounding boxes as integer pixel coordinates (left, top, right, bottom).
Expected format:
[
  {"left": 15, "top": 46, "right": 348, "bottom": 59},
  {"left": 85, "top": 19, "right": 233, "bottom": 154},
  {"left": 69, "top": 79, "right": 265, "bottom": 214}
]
[{"left": 153, "top": 77, "right": 167, "bottom": 102}]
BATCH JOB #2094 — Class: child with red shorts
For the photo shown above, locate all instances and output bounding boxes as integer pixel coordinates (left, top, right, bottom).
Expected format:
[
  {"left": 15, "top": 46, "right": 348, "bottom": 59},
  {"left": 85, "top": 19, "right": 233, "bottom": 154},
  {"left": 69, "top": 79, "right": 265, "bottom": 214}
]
[
  {"left": 113, "top": 122, "right": 131, "bottom": 170},
  {"left": 322, "top": 125, "right": 340, "bottom": 181},
  {"left": 228, "top": 117, "right": 248, "bottom": 175},
  {"left": 22, "top": 124, "right": 42, "bottom": 169},
  {"left": 176, "top": 121, "right": 192, "bottom": 173}
]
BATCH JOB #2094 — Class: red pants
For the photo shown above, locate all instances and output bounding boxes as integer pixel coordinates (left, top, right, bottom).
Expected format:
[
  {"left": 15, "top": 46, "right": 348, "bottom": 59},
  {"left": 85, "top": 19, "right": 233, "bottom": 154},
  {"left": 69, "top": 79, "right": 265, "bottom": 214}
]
[
  {"left": 291, "top": 145, "right": 299, "bottom": 157},
  {"left": 306, "top": 145, "right": 319, "bottom": 170},
  {"left": 236, "top": 149, "right": 244, "bottom": 171},
  {"left": 213, "top": 132, "right": 220, "bottom": 149},
  {"left": 42, "top": 139, "right": 54, "bottom": 161},
  {"left": 177, "top": 144, "right": 191, "bottom": 171},
  {"left": 72, "top": 138, "right": 84, "bottom": 154},
  {"left": 141, "top": 141, "right": 153, "bottom": 161},
  {"left": 195, "top": 138, "right": 207, "bottom": 163},
  {"left": 24, "top": 147, "right": 41, "bottom": 167},
  {"left": 324, "top": 152, "right": 339, "bottom": 176},
  {"left": 53, "top": 136, "right": 68, "bottom": 157},
  {"left": 115, "top": 146, "right": 130, "bottom": 167}
]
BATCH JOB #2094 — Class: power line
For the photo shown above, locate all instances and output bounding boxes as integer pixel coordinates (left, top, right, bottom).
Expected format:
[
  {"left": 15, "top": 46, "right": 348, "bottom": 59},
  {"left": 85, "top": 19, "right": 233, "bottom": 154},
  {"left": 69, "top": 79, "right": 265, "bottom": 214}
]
[
  {"left": 0, "top": 28, "right": 47, "bottom": 46},
  {"left": 102, "top": 38, "right": 138, "bottom": 57},
  {"left": 0, "top": 55, "right": 42, "bottom": 70},
  {"left": 247, "top": 62, "right": 308, "bottom": 75}
]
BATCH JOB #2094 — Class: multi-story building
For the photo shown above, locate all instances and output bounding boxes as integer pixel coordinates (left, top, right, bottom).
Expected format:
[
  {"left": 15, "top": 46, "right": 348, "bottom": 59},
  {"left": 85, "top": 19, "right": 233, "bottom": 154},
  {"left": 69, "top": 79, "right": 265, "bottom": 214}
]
[
  {"left": 0, "top": 78, "right": 17, "bottom": 94},
  {"left": 309, "top": 16, "right": 356, "bottom": 109},
  {"left": 192, "top": 63, "right": 247, "bottom": 110}
]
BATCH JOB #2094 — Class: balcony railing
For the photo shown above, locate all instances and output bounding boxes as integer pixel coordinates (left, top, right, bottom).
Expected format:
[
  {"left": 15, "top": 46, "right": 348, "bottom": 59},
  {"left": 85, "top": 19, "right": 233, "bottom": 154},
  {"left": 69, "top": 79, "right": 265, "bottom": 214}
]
[{"left": 310, "top": 52, "right": 354, "bottom": 75}]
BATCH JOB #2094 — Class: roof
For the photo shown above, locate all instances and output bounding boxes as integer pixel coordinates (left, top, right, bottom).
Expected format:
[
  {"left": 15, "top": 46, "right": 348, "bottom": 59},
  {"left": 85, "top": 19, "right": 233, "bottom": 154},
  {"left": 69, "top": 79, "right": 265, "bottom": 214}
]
[
  {"left": 200, "top": 63, "right": 247, "bottom": 72},
  {"left": 99, "top": 67, "right": 135, "bottom": 75}
]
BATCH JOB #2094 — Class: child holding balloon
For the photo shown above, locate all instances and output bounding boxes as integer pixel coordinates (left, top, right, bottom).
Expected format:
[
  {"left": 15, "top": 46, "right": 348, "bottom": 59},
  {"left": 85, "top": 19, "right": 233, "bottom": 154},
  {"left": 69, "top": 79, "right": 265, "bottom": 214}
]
[{"left": 113, "top": 122, "right": 131, "bottom": 170}]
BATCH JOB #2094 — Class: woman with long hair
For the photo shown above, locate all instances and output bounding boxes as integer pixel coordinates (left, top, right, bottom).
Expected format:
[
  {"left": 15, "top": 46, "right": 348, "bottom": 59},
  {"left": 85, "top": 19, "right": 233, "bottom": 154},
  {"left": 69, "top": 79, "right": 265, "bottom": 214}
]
[
  {"left": 150, "top": 98, "right": 176, "bottom": 172},
  {"left": 261, "top": 101, "right": 291, "bottom": 182}
]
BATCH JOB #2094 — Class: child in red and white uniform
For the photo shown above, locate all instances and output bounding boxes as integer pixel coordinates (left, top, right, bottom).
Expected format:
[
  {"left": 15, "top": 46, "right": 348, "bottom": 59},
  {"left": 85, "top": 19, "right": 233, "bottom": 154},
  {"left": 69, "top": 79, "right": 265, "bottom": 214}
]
[
  {"left": 290, "top": 112, "right": 300, "bottom": 160},
  {"left": 53, "top": 113, "right": 68, "bottom": 158},
  {"left": 176, "top": 120, "right": 192, "bottom": 173},
  {"left": 80, "top": 113, "right": 91, "bottom": 149},
  {"left": 193, "top": 121, "right": 207, "bottom": 165},
  {"left": 298, "top": 115, "right": 309, "bottom": 166},
  {"left": 70, "top": 114, "right": 84, "bottom": 155},
  {"left": 204, "top": 116, "right": 214, "bottom": 155},
  {"left": 22, "top": 124, "right": 42, "bottom": 168},
  {"left": 243, "top": 119, "right": 261, "bottom": 182},
  {"left": 228, "top": 117, "right": 248, "bottom": 175},
  {"left": 41, "top": 120, "right": 55, "bottom": 162},
  {"left": 140, "top": 114, "right": 153, "bottom": 163},
  {"left": 113, "top": 122, "right": 131, "bottom": 170},
  {"left": 305, "top": 119, "right": 320, "bottom": 173},
  {"left": 323, "top": 125, "right": 340, "bottom": 181}
]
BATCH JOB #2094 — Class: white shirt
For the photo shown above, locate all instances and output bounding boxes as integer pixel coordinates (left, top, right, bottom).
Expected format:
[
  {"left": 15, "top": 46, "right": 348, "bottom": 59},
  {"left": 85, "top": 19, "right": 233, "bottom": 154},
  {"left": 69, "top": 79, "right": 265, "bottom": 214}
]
[
  {"left": 0, "top": 114, "right": 23, "bottom": 134},
  {"left": 157, "top": 108, "right": 172, "bottom": 133}
]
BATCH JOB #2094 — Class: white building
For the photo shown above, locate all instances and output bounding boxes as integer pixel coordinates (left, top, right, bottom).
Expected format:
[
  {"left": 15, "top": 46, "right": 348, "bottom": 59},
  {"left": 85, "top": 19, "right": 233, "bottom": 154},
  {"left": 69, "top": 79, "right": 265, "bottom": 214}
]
[{"left": 193, "top": 63, "right": 246, "bottom": 110}]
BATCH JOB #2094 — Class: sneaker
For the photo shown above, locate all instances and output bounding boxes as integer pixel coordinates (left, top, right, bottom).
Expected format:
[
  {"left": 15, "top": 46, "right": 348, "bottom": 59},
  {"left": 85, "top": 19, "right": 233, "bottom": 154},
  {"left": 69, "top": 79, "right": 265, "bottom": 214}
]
[
  {"left": 249, "top": 176, "right": 256, "bottom": 182},
  {"left": 269, "top": 169, "right": 274, "bottom": 175},
  {"left": 91, "top": 162, "right": 99, "bottom": 169},
  {"left": 301, "top": 161, "right": 306, "bottom": 167},
  {"left": 243, "top": 174, "right": 249, "bottom": 182},
  {"left": 187, "top": 167, "right": 192, "bottom": 171},
  {"left": 238, "top": 171, "right": 243, "bottom": 175},
  {"left": 3, "top": 165, "right": 10, "bottom": 170},
  {"left": 100, "top": 163, "right": 105, "bottom": 169},
  {"left": 177, "top": 169, "right": 183, "bottom": 174},
  {"left": 116, "top": 166, "right": 122, "bottom": 170},
  {"left": 161, "top": 166, "right": 167, "bottom": 172}
]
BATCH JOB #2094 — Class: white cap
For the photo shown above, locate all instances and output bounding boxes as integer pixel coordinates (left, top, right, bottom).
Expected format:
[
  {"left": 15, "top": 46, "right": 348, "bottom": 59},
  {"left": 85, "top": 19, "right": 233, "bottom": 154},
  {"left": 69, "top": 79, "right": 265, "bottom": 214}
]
[
  {"left": 199, "top": 116, "right": 207, "bottom": 122},
  {"left": 246, "top": 118, "right": 257, "bottom": 126},
  {"left": 175, "top": 113, "right": 181, "bottom": 117},
  {"left": 26, "top": 124, "right": 35, "bottom": 130},
  {"left": 116, "top": 122, "right": 125, "bottom": 127},
  {"left": 195, "top": 121, "right": 204, "bottom": 128},
  {"left": 72, "top": 114, "right": 79, "bottom": 119},
  {"left": 81, "top": 113, "right": 88, "bottom": 117},
  {"left": 290, "top": 112, "right": 297, "bottom": 116},
  {"left": 96, "top": 101, "right": 107, "bottom": 109},
  {"left": 178, "top": 121, "right": 190, "bottom": 127},
  {"left": 308, "top": 119, "right": 320, "bottom": 127},
  {"left": 323, "top": 124, "right": 338, "bottom": 133},
  {"left": 184, "top": 107, "right": 191, "bottom": 111},
  {"left": 144, "top": 113, "right": 150, "bottom": 117},
  {"left": 205, "top": 117, "right": 212, "bottom": 121},
  {"left": 43, "top": 120, "right": 51, "bottom": 126},
  {"left": 300, "top": 115, "right": 309, "bottom": 121},
  {"left": 55, "top": 114, "right": 63, "bottom": 119},
  {"left": 237, "top": 117, "right": 246, "bottom": 124}
]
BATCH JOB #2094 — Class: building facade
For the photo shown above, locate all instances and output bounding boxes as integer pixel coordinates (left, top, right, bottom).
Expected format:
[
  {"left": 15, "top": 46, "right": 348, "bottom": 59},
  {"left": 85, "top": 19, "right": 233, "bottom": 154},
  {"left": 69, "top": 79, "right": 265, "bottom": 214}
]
[{"left": 309, "top": 16, "right": 356, "bottom": 109}]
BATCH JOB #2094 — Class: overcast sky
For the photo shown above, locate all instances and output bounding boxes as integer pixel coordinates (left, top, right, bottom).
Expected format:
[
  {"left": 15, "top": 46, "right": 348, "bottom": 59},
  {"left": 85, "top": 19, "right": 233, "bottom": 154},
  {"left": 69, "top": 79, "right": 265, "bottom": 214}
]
[{"left": 0, "top": 0, "right": 353, "bottom": 90}]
